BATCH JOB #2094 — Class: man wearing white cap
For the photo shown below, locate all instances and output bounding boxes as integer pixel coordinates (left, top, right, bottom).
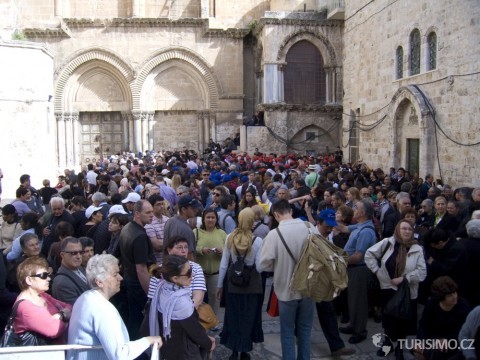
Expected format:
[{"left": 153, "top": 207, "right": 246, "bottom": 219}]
[{"left": 122, "top": 192, "right": 141, "bottom": 216}]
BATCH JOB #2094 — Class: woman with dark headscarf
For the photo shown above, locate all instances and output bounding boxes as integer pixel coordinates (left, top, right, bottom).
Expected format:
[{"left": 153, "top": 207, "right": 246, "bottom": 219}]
[
  {"left": 365, "top": 220, "right": 427, "bottom": 359},
  {"left": 216, "top": 208, "right": 264, "bottom": 360}
]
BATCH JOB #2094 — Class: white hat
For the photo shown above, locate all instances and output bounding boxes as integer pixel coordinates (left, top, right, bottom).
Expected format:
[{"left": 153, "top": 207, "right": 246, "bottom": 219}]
[
  {"left": 161, "top": 169, "right": 170, "bottom": 176},
  {"left": 108, "top": 204, "right": 128, "bottom": 216},
  {"left": 85, "top": 205, "right": 103, "bottom": 219},
  {"left": 122, "top": 192, "right": 141, "bottom": 203}
]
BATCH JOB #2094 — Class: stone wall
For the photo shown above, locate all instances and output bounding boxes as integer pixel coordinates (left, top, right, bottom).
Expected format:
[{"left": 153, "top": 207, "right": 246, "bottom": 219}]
[
  {"left": 0, "top": 41, "right": 57, "bottom": 198},
  {"left": 342, "top": 0, "right": 480, "bottom": 186}
]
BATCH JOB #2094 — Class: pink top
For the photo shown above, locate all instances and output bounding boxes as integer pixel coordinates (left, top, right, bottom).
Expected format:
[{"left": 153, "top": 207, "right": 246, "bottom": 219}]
[{"left": 13, "top": 293, "right": 72, "bottom": 343}]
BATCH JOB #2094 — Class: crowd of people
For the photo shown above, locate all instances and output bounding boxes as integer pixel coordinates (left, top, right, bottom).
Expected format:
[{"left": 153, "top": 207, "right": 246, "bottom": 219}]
[{"left": 1, "top": 145, "right": 480, "bottom": 360}]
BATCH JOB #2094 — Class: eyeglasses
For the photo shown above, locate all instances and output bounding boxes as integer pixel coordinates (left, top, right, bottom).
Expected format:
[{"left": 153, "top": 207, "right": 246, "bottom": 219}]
[
  {"left": 173, "top": 245, "right": 189, "bottom": 251},
  {"left": 177, "top": 192, "right": 185, "bottom": 196},
  {"left": 202, "top": 174, "right": 210, "bottom": 177},
  {"left": 62, "top": 250, "right": 85, "bottom": 256},
  {"left": 178, "top": 267, "right": 192, "bottom": 278},
  {"left": 213, "top": 192, "right": 221, "bottom": 196},
  {"left": 30, "top": 272, "right": 53, "bottom": 280}
]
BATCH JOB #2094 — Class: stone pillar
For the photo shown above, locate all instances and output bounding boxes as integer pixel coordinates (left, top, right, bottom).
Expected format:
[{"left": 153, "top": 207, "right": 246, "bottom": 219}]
[
  {"left": 54, "top": 0, "right": 62, "bottom": 16},
  {"left": 240, "top": 125, "right": 247, "bottom": 152},
  {"left": 263, "top": 63, "right": 285, "bottom": 103},
  {"left": 147, "top": 112, "right": 155, "bottom": 151},
  {"left": 56, "top": 114, "right": 66, "bottom": 168},
  {"left": 72, "top": 113, "right": 80, "bottom": 167},
  {"left": 332, "top": 68, "right": 337, "bottom": 103},
  {"left": 325, "top": 67, "right": 331, "bottom": 103},
  {"left": 133, "top": 112, "right": 142, "bottom": 153},
  {"left": 141, "top": 113, "right": 147, "bottom": 152},
  {"left": 201, "top": 0, "right": 209, "bottom": 17}
]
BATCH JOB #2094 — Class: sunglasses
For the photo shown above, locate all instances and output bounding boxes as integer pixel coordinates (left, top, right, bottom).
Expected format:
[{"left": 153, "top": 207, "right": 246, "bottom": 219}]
[
  {"left": 213, "top": 192, "right": 221, "bottom": 196},
  {"left": 177, "top": 192, "right": 185, "bottom": 196},
  {"left": 63, "top": 250, "right": 85, "bottom": 256},
  {"left": 178, "top": 267, "right": 192, "bottom": 278},
  {"left": 30, "top": 272, "right": 53, "bottom": 280}
]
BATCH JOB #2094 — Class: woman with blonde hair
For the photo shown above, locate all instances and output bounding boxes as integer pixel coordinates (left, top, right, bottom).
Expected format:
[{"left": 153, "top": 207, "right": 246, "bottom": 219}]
[
  {"left": 216, "top": 208, "right": 264, "bottom": 360},
  {"left": 171, "top": 174, "right": 182, "bottom": 191},
  {"left": 346, "top": 187, "right": 361, "bottom": 208}
]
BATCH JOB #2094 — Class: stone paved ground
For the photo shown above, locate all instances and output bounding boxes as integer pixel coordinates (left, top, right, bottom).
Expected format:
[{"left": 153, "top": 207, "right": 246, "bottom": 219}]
[{"left": 208, "top": 278, "right": 415, "bottom": 360}]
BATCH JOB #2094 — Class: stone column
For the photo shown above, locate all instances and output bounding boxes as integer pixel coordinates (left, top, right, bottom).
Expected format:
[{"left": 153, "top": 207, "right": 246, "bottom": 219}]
[
  {"left": 263, "top": 63, "right": 285, "bottom": 103},
  {"left": 133, "top": 112, "right": 142, "bottom": 153},
  {"left": 54, "top": 0, "right": 63, "bottom": 16},
  {"left": 72, "top": 113, "right": 80, "bottom": 167},
  {"left": 325, "top": 67, "right": 331, "bottom": 103},
  {"left": 56, "top": 114, "right": 66, "bottom": 168},
  {"left": 147, "top": 112, "right": 155, "bottom": 151},
  {"left": 121, "top": 112, "right": 132, "bottom": 152},
  {"left": 240, "top": 125, "right": 247, "bottom": 152}
]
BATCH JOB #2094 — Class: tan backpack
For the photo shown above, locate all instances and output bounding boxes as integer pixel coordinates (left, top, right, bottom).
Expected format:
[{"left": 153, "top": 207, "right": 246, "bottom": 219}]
[{"left": 276, "top": 222, "right": 349, "bottom": 302}]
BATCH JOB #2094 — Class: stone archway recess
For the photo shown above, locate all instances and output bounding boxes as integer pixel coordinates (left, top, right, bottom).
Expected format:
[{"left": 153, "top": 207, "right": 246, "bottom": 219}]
[{"left": 389, "top": 85, "right": 435, "bottom": 175}]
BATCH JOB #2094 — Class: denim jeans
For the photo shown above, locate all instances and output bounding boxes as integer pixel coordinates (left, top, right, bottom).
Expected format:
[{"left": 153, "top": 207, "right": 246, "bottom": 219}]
[{"left": 279, "top": 298, "right": 315, "bottom": 360}]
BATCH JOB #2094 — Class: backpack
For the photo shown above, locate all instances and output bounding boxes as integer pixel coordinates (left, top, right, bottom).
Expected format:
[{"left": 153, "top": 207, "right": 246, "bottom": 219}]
[
  {"left": 227, "top": 237, "right": 256, "bottom": 287},
  {"left": 276, "top": 222, "right": 348, "bottom": 302}
]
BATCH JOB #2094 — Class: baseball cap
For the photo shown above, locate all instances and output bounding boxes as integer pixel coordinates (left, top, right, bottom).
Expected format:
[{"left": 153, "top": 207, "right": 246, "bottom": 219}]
[
  {"left": 177, "top": 195, "right": 201, "bottom": 210},
  {"left": 108, "top": 204, "right": 128, "bottom": 216},
  {"left": 122, "top": 192, "right": 141, "bottom": 203},
  {"left": 161, "top": 169, "right": 170, "bottom": 176},
  {"left": 316, "top": 209, "right": 337, "bottom": 227},
  {"left": 85, "top": 205, "right": 103, "bottom": 219}
]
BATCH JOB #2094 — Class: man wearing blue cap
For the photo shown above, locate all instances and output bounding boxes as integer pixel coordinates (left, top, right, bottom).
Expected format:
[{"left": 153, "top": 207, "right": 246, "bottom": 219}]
[{"left": 314, "top": 209, "right": 356, "bottom": 357}]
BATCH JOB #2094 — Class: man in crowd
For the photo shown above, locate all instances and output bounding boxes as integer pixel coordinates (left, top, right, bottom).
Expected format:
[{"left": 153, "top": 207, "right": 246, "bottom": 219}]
[
  {"left": 41, "top": 197, "right": 75, "bottom": 256},
  {"left": 118, "top": 200, "right": 156, "bottom": 341},
  {"left": 52, "top": 237, "right": 89, "bottom": 304}
]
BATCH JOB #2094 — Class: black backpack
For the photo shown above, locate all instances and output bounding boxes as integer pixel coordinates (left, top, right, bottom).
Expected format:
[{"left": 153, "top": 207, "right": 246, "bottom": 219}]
[{"left": 228, "top": 238, "right": 256, "bottom": 287}]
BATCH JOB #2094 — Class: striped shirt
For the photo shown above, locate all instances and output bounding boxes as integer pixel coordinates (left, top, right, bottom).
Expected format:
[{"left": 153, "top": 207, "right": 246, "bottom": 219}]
[
  {"left": 147, "top": 261, "right": 206, "bottom": 299},
  {"left": 145, "top": 214, "right": 169, "bottom": 264}
]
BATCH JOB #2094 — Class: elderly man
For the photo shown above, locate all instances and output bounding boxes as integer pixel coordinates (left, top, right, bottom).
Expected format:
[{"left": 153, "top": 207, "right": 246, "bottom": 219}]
[
  {"left": 118, "top": 200, "right": 156, "bottom": 341},
  {"left": 52, "top": 237, "right": 89, "bottom": 304},
  {"left": 41, "top": 197, "right": 75, "bottom": 256},
  {"left": 382, "top": 191, "right": 411, "bottom": 238},
  {"left": 338, "top": 199, "right": 377, "bottom": 344}
]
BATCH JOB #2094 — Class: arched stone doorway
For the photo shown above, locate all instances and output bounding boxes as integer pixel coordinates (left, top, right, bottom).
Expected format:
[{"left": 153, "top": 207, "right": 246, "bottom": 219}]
[{"left": 288, "top": 124, "right": 336, "bottom": 155}]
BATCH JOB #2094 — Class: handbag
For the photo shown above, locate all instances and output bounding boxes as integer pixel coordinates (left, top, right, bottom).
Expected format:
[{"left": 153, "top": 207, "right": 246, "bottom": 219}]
[
  {"left": 383, "top": 278, "right": 411, "bottom": 319},
  {"left": 197, "top": 303, "right": 219, "bottom": 330},
  {"left": 139, "top": 299, "right": 151, "bottom": 338},
  {"left": 266, "top": 287, "right": 279, "bottom": 317},
  {"left": 0, "top": 300, "right": 49, "bottom": 347}
]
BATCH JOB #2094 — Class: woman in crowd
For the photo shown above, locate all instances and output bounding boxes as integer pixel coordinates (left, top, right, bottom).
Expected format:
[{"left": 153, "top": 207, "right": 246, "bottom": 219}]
[
  {"left": 79, "top": 237, "right": 95, "bottom": 268},
  {"left": 216, "top": 207, "right": 264, "bottom": 360},
  {"left": 67, "top": 254, "right": 162, "bottom": 360},
  {"left": 148, "top": 255, "right": 214, "bottom": 360},
  {"left": 415, "top": 276, "right": 471, "bottom": 360},
  {"left": 251, "top": 205, "right": 270, "bottom": 240},
  {"left": 106, "top": 211, "right": 129, "bottom": 255},
  {"left": 13, "top": 256, "right": 71, "bottom": 344},
  {"left": 331, "top": 205, "right": 353, "bottom": 249},
  {"left": 239, "top": 187, "right": 258, "bottom": 210},
  {"left": 0, "top": 204, "right": 22, "bottom": 255},
  {"left": 195, "top": 208, "right": 225, "bottom": 315},
  {"left": 365, "top": 220, "right": 426, "bottom": 360},
  {"left": 345, "top": 187, "right": 361, "bottom": 208},
  {"left": 6, "top": 211, "right": 41, "bottom": 262}
]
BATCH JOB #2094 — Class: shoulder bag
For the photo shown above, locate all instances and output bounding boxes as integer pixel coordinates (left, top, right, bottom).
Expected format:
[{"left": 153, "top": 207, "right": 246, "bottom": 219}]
[{"left": 0, "top": 300, "right": 50, "bottom": 347}]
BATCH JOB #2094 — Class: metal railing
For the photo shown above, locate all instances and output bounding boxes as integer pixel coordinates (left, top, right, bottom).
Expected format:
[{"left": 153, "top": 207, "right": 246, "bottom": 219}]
[{"left": 0, "top": 344, "right": 102, "bottom": 360}]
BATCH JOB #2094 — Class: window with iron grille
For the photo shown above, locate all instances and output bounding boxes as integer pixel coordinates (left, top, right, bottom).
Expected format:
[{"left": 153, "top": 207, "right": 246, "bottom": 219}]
[
  {"left": 427, "top": 32, "right": 437, "bottom": 70},
  {"left": 409, "top": 29, "right": 421, "bottom": 76},
  {"left": 396, "top": 46, "right": 404, "bottom": 79},
  {"left": 284, "top": 40, "right": 326, "bottom": 104}
]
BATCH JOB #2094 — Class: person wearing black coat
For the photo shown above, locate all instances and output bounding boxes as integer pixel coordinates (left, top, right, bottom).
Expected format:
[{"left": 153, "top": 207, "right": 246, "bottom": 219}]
[{"left": 459, "top": 219, "right": 480, "bottom": 307}]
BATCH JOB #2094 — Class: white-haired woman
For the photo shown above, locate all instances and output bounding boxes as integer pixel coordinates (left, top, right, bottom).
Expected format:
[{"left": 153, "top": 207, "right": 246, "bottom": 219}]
[{"left": 67, "top": 254, "right": 162, "bottom": 360}]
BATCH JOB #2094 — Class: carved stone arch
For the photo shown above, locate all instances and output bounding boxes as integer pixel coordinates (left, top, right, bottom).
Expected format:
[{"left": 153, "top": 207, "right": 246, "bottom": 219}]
[
  {"left": 276, "top": 30, "right": 337, "bottom": 67},
  {"left": 424, "top": 25, "right": 439, "bottom": 39},
  {"left": 288, "top": 123, "right": 336, "bottom": 153},
  {"left": 133, "top": 47, "right": 220, "bottom": 111},
  {"left": 54, "top": 48, "right": 134, "bottom": 112},
  {"left": 389, "top": 85, "right": 435, "bottom": 174}
]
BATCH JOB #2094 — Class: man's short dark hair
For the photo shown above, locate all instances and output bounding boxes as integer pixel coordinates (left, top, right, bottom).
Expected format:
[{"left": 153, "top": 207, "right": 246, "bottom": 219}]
[
  {"left": 79, "top": 236, "right": 94, "bottom": 249},
  {"left": 16, "top": 186, "right": 29, "bottom": 198},
  {"left": 19, "top": 174, "right": 30, "bottom": 184},
  {"left": 148, "top": 194, "right": 165, "bottom": 207},
  {"left": 220, "top": 194, "right": 235, "bottom": 209},
  {"left": 60, "top": 236, "right": 81, "bottom": 252},
  {"left": 271, "top": 199, "right": 292, "bottom": 216},
  {"left": 332, "top": 191, "right": 346, "bottom": 203},
  {"left": 424, "top": 228, "right": 448, "bottom": 245}
]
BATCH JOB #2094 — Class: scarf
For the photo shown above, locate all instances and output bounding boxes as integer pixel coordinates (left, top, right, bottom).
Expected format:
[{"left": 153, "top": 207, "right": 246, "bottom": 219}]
[
  {"left": 149, "top": 279, "right": 194, "bottom": 340},
  {"left": 227, "top": 207, "right": 255, "bottom": 254},
  {"left": 394, "top": 236, "right": 418, "bottom": 278}
]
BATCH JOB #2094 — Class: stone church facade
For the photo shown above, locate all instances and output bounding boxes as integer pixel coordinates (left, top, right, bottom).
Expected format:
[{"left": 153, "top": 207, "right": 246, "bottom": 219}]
[{"left": 0, "top": 0, "right": 479, "bottom": 193}]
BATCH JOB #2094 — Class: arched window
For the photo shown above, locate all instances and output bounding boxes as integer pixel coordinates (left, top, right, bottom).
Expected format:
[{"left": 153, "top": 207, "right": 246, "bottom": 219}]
[
  {"left": 396, "top": 46, "right": 404, "bottom": 79},
  {"left": 284, "top": 40, "right": 326, "bottom": 104},
  {"left": 409, "top": 29, "right": 421, "bottom": 76},
  {"left": 427, "top": 32, "right": 437, "bottom": 70}
]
